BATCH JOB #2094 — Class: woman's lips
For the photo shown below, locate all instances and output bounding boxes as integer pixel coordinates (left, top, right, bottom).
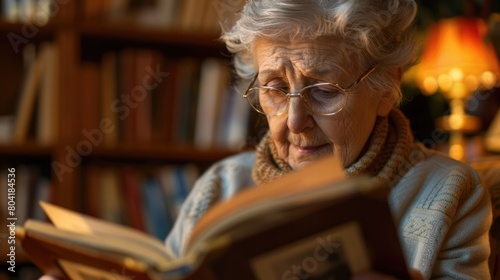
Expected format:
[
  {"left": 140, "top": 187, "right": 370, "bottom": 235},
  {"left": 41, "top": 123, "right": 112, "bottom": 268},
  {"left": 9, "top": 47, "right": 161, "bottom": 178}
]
[{"left": 295, "top": 143, "right": 329, "bottom": 154}]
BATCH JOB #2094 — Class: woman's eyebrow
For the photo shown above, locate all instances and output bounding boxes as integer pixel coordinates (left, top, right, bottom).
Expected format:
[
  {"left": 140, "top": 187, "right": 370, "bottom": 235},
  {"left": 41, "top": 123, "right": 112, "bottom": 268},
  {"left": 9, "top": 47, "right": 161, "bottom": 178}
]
[
  {"left": 257, "top": 69, "right": 282, "bottom": 78},
  {"left": 257, "top": 67, "right": 343, "bottom": 83}
]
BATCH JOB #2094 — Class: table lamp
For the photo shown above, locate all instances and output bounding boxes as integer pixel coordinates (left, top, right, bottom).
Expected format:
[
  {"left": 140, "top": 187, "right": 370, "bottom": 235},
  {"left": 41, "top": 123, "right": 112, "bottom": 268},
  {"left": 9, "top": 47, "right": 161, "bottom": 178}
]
[{"left": 416, "top": 17, "right": 500, "bottom": 161}]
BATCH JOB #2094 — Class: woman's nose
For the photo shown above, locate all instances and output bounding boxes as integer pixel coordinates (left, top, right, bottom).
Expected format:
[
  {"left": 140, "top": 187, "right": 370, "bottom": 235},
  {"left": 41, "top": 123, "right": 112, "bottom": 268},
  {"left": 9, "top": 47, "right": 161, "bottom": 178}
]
[{"left": 286, "top": 96, "right": 314, "bottom": 133}]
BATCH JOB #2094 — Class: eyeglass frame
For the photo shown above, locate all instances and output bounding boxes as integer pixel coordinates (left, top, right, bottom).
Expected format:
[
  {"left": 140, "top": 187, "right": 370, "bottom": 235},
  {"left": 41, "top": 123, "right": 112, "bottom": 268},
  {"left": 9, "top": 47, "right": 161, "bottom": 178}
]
[{"left": 243, "top": 67, "right": 377, "bottom": 116}]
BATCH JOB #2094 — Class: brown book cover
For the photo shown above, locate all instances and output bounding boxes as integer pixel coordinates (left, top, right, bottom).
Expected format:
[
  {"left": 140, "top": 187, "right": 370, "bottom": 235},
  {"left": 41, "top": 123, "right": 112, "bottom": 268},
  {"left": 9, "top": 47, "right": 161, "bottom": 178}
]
[
  {"left": 133, "top": 49, "right": 155, "bottom": 145},
  {"left": 37, "top": 43, "right": 59, "bottom": 145},
  {"left": 170, "top": 58, "right": 200, "bottom": 145},
  {"left": 151, "top": 56, "right": 176, "bottom": 145},
  {"left": 118, "top": 48, "right": 138, "bottom": 145},
  {"left": 83, "top": 165, "right": 102, "bottom": 219},
  {"left": 100, "top": 51, "right": 119, "bottom": 146},
  {"left": 121, "top": 166, "right": 146, "bottom": 232},
  {"left": 80, "top": 62, "right": 102, "bottom": 134}
]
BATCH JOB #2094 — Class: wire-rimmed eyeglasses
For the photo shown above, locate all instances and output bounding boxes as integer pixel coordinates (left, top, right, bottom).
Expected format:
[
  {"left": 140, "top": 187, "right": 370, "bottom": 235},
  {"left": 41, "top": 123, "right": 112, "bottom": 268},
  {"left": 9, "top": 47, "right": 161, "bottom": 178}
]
[{"left": 243, "top": 67, "right": 376, "bottom": 116}]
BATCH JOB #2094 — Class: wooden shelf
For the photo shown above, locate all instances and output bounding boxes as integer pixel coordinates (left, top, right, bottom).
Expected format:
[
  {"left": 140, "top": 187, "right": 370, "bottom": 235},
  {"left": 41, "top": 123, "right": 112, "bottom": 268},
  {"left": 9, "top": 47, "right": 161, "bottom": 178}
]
[
  {"left": 0, "top": 20, "right": 59, "bottom": 38},
  {"left": 81, "top": 21, "right": 221, "bottom": 46},
  {"left": 80, "top": 21, "right": 226, "bottom": 56},
  {"left": 0, "top": 0, "right": 247, "bottom": 272},
  {"left": 0, "top": 0, "right": 243, "bottom": 243},
  {"left": 0, "top": 144, "right": 53, "bottom": 162},
  {"left": 82, "top": 145, "right": 237, "bottom": 165}
]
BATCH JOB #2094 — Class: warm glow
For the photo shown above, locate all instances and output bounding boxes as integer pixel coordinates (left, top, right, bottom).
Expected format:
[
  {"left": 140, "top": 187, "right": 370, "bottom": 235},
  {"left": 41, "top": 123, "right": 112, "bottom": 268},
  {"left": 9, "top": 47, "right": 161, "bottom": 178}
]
[
  {"left": 414, "top": 18, "right": 499, "bottom": 158},
  {"left": 482, "top": 71, "right": 497, "bottom": 88},
  {"left": 416, "top": 17, "right": 500, "bottom": 95},
  {"left": 449, "top": 68, "right": 464, "bottom": 81},
  {"left": 422, "top": 76, "right": 438, "bottom": 94},
  {"left": 449, "top": 82, "right": 468, "bottom": 99},
  {"left": 437, "top": 74, "right": 453, "bottom": 92},
  {"left": 464, "top": 75, "right": 479, "bottom": 91},
  {"left": 449, "top": 114, "right": 465, "bottom": 130},
  {"left": 449, "top": 143, "right": 465, "bottom": 161}
]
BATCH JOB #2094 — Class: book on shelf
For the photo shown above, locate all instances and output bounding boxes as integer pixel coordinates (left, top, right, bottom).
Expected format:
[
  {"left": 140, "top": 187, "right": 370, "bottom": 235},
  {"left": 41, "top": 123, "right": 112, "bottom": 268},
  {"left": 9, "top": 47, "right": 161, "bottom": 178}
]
[
  {"left": 37, "top": 43, "right": 59, "bottom": 145},
  {"left": 81, "top": 0, "right": 220, "bottom": 33},
  {"left": 83, "top": 164, "right": 199, "bottom": 239},
  {"left": 12, "top": 43, "right": 44, "bottom": 143},
  {"left": 85, "top": 48, "right": 241, "bottom": 148},
  {"left": 142, "top": 176, "right": 172, "bottom": 240},
  {"left": 80, "top": 61, "right": 102, "bottom": 144},
  {"left": 215, "top": 82, "right": 251, "bottom": 150},
  {"left": 171, "top": 58, "right": 200, "bottom": 145},
  {"left": 12, "top": 42, "right": 59, "bottom": 144},
  {"left": 194, "top": 58, "right": 231, "bottom": 149},
  {"left": 100, "top": 52, "right": 120, "bottom": 146},
  {"left": 0, "top": 165, "right": 51, "bottom": 225},
  {"left": 17, "top": 154, "right": 411, "bottom": 280},
  {"left": 2, "top": 0, "right": 53, "bottom": 24}
]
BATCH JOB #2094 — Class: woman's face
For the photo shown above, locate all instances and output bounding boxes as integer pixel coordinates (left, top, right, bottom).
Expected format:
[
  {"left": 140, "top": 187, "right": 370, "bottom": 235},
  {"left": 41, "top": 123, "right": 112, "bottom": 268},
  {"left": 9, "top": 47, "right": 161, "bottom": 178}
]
[{"left": 253, "top": 36, "right": 394, "bottom": 169}]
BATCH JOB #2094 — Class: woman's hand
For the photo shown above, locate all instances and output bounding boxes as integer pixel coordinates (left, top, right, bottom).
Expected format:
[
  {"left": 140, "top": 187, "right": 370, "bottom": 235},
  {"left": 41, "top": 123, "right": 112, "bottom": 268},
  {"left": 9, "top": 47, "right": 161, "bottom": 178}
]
[
  {"left": 39, "top": 276, "right": 60, "bottom": 280},
  {"left": 354, "top": 269, "right": 424, "bottom": 280}
]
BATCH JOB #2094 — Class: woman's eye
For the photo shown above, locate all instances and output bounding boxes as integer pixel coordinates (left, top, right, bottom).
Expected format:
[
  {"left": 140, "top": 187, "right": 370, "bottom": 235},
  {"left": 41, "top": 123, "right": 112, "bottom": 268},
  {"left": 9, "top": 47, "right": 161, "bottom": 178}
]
[
  {"left": 310, "top": 86, "right": 341, "bottom": 98},
  {"left": 265, "top": 79, "right": 287, "bottom": 88}
]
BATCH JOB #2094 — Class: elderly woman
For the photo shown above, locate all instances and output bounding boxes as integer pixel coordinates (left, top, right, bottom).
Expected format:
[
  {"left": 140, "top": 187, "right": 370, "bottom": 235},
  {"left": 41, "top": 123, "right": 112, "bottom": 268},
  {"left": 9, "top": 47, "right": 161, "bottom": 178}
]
[{"left": 165, "top": 0, "right": 493, "bottom": 279}]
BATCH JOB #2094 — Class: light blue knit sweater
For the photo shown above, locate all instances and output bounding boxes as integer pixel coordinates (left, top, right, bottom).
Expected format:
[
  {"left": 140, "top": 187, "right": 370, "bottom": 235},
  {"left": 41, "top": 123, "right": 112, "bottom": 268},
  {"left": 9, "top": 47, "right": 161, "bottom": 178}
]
[{"left": 165, "top": 144, "right": 492, "bottom": 279}]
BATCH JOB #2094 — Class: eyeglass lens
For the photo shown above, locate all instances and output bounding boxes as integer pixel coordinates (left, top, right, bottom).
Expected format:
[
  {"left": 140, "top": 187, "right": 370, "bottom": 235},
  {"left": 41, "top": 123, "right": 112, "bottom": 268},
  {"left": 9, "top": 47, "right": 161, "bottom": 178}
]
[{"left": 246, "top": 84, "right": 348, "bottom": 116}]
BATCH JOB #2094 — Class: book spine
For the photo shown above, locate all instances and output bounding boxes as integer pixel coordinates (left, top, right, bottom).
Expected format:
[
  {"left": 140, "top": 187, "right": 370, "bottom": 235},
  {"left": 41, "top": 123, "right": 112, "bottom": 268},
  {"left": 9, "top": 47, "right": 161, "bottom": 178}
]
[
  {"left": 142, "top": 176, "right": 172, "bottom": 240},
  {"left": 100, "top": 51, "right": 119, "bottom": 146},
  {"left": 121, "top": 167, "right": 146, "bottom": 231},
  {"left": 13, "top": 44, "right": 44, "bottom": 143}
]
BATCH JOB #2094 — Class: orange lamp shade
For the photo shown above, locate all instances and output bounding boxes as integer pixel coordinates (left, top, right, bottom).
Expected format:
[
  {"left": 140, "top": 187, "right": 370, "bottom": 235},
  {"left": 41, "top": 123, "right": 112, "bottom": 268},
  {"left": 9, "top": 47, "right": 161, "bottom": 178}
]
[{"left": 417, "top": 17, "right": 500, "bottom": 97}]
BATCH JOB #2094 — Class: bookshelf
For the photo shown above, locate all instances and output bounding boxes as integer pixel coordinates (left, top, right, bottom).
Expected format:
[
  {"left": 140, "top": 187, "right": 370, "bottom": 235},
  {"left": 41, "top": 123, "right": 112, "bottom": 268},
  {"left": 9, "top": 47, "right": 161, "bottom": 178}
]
[{"left": 0, "top": 0, "right": 249, "bottom": 274}]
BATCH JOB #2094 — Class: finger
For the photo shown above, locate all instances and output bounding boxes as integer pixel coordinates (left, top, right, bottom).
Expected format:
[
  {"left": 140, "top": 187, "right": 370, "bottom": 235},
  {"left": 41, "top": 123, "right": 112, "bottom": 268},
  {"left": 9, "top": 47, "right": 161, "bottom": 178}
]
[
  {"left": 409, "top": 269, "right": 424, "bottom": 280},
  {"left": 39, "top": 276, "right": 60, "bottom": 280}
]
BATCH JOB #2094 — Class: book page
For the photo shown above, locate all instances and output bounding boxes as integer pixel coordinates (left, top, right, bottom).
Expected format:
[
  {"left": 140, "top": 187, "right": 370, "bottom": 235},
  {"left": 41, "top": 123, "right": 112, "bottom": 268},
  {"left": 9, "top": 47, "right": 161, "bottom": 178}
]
[
  {"left": 40, "top": 202, "right": 169, "bottom": 260},
  {"left": 23, "top": 220, "right": 171, "bottom": 267}
]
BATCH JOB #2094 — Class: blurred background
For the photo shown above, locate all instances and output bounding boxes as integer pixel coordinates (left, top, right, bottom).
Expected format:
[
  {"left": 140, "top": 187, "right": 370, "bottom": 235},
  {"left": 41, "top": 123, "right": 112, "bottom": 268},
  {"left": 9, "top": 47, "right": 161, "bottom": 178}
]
[{"left": 0, "top": 0, "right": 500, "bottom": 278}]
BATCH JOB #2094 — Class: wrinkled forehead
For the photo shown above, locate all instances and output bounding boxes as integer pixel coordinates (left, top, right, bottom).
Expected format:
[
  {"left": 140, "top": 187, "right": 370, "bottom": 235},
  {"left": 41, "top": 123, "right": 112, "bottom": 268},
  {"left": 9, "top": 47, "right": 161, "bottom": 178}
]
[{"left": 252, "top": 35, "right": 359, "bottom": 80}]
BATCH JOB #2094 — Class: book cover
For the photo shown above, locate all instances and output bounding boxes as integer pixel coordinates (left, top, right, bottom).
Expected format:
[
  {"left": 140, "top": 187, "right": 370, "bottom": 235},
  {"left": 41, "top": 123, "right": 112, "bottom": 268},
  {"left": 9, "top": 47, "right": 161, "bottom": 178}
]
[
  {"left": 194, "top": 58, "right": 231, "bottom": 149},
  {"left": 99, "top": 167, "right": 126, "bottom": 225},
  {"left": 83, "top": 165, "right": 101, "bottom": 219},
  {"left": 121, "top": 167, "right": 146, "bottom": 232},
  {"left": 79, "top": 61, "right": 102, "bottom": 139},
  {"left": 133, "top": 49, "right": 155, "bottom": 145},
  {"left": 171, "top": 58, "right": 200, "bottom": 145},
  {"left": 37, "top": 43, "right": 59, "bottom": 145},
  {"left": 13, "top": 44, "right": 44, "bottom": 143},
  {"left": 142, "top": 176, "right": 172, "bottom": 240},
  {"left": 100, "top": 51, "right": 119, "bottom": 146},
  {"left": 118, "top": 48, "right": 138, "bottom": 144}
]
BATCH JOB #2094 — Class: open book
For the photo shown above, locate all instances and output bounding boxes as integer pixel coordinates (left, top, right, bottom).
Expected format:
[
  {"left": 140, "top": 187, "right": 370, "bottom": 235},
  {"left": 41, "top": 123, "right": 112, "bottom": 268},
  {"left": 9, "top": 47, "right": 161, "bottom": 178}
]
[{"left": 17, "top": 155, "right": 410, "bottom": 280}]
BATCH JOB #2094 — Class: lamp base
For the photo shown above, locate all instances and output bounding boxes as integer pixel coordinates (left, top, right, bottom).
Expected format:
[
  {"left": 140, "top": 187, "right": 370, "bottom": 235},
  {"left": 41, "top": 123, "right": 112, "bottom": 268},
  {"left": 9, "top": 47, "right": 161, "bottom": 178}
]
[{"left": 435, "top": 115, "right": 481, "bottom": 134}]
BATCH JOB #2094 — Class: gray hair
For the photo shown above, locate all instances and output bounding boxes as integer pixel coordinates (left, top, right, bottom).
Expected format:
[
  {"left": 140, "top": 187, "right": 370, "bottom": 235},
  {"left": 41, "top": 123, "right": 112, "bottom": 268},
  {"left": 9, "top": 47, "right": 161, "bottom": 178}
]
[{"left": 220, "top": 0, "right": 418, "bottom": 104}]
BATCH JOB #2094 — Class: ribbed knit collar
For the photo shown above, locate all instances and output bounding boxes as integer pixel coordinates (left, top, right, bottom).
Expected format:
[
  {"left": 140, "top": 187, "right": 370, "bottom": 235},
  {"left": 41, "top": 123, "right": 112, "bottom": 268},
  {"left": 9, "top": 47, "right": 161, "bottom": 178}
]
[{"left": 252, "top": 109, "right": 415, "bottom": 187}]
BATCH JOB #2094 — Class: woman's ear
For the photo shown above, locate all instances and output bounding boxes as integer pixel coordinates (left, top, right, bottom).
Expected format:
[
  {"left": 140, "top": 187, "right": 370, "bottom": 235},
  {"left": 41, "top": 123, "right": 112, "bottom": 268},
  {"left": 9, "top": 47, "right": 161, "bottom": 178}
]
[
  {"left": 376, "top": 68, "right": 401, "bottom": 116},
  {"left": 376, "top": 93, "right": 396, "bottom": 116}
]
